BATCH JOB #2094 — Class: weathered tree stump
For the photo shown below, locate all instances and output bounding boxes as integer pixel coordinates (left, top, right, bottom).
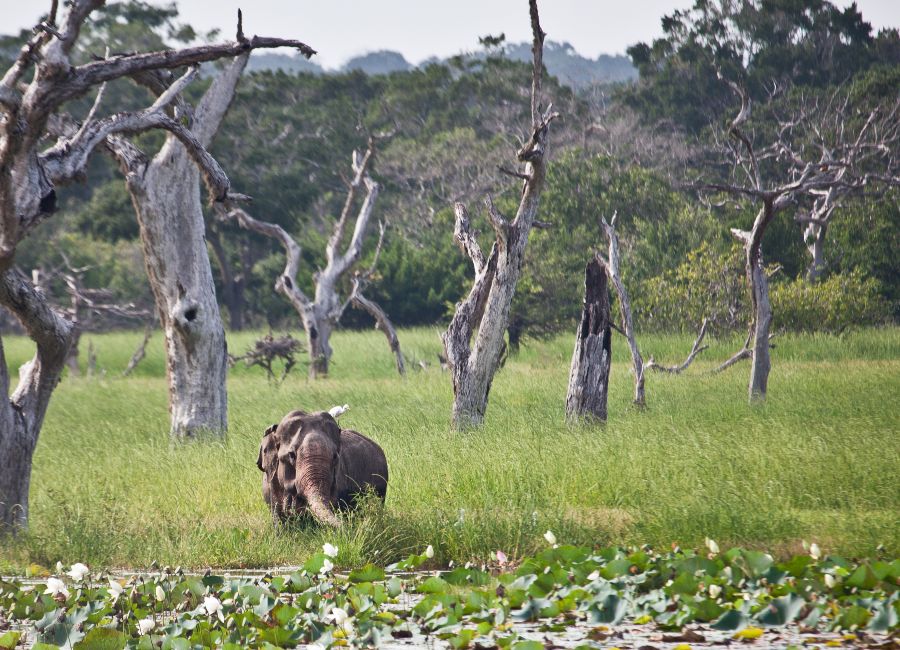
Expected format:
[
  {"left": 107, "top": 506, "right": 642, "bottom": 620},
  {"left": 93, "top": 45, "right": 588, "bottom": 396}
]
[{"left": 566, "top": 257, "right": 612, "bottom": 422}]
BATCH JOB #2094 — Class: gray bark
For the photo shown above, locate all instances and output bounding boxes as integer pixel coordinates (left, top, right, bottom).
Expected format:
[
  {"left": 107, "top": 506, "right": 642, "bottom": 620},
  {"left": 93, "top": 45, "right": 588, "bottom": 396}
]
[
  {"left": 565, "top": 257, "right": 611, "bottom": 422},
  {"left": 600, "top": 215, "right": 645, "bottom": 406},
  {"left": 442, "top": 0, "right": 558, "bottom": 429},
  {"left": 732, "top": 203, "right": 776, "bottom": 402},
  {"left": 0, "top": 268, "right": 73, "bottom": 531},
  {"left": 111, "top": 56, "right": 252, "bottom": 437}
]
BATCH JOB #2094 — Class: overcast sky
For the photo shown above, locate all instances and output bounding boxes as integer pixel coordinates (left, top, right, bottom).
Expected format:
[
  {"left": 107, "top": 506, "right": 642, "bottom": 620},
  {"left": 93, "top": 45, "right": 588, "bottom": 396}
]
[{"left": 5, "top": 0, "right": 899, "bottom": 69}]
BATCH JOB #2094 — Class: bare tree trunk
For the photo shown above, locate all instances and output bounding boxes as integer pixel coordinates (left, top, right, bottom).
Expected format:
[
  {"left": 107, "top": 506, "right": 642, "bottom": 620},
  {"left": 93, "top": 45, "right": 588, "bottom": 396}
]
[
  {"left": 0, "top": 268, "right": 73, "bottom": 531},
  {"left": 732, "top": 202, "right": 776, "bottom": 402},
  {"left": 111, "top": 56, "right": 252, "bottom": 436},
  {"left": 566, "top": 257, "right": 611, "bottom": 422},
  {"left": 803, "top": 219, "right": 828, "bottom": 282},
  {"left": 600, "top": 215, "right": 645, "bottom": 406},
  {"left": 442, "top": 0, "right": 558, "bottom": 429}
]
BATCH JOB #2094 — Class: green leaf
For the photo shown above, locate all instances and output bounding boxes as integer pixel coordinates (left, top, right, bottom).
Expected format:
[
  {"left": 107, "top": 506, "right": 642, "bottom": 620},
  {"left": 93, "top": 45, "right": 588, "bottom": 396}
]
[
  {"left": 712, "top": 608, "right": 749, "bottom": 631},
  {"left": 0, "top": 632, "right": 21, "bottom": 650},
  {"left": 74, "top": 628, "right": 127, "bottom": 649},
  {"left": 837, "top": 605, "right": 871, "bottom": 630},
  {"left": 348, "top": 563, "right": 386, "bottom": 583},
  {"left": 756, "top": 594, "right": 805, "bottom": 627},
  {"left": 846, "top": 564, "right": 879, "bottom": 590},
  {"left": 417, "top": 576, "right": 450, "bottom": 594}
]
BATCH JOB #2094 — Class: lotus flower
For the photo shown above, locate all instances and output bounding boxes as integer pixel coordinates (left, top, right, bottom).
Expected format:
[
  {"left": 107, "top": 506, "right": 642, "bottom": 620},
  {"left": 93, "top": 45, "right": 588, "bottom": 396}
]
[
  {"left": 155, "top": 585, "right": 165, "bottom": 602},
  {"left": 709, "top": 584, "right": 722, "bottom": 599},
  {"left": 67, "top": 563, "right": 90, "bottom": 582},
  {"left": 810, "top": 543, "right": 821, "bottom": 560},
  {"left": 204, "top": 596, "right": 224, "bottom": 622},
  {"left": 137, "top": 618, "right": 155, "bottom": 635},
  {"left": 425, "top": 545, "right": 434, "bottom": 559},
  {"left": 108, "top": 579, "right": 124, "bottom": 599},
  {"left": 323, "top": 542, "right": 339, "bottom": 558},
  {"left": 44, "top": 577, "right": 69, "bottom": 599},
  {"left": 321, "top": 558, "right": 334, "bottom": 574},
  {"left": 543, "top": 530, "right": 557, "bottom": 546}
]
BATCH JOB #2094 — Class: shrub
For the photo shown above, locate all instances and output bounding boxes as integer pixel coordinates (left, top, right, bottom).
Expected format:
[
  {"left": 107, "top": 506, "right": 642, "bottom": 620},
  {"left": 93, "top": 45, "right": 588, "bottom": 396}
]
[
  {"left": 771, "top": 270, "right": 890, "bottom": 333},
  {"left": 635, "top": 242, "right": 747, "bottom": 333}
]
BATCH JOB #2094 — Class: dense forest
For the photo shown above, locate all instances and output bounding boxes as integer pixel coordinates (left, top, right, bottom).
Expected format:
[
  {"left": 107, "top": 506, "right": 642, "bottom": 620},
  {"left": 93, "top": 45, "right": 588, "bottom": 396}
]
[{"left": 3, "top": 0, "right": 898, "bottom": 344}]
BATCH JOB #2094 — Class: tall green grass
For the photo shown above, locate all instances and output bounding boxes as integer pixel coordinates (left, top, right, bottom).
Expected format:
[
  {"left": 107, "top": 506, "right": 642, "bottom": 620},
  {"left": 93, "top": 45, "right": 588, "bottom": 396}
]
[{"left": 1, "top": 326, "right": 898, "bottom": 571}]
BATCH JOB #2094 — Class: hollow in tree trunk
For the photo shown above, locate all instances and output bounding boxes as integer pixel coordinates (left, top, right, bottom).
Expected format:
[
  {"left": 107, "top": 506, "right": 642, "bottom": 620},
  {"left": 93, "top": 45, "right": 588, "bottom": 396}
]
[
  {"left": 566, "top": 257, "right": 611, "bottom": 422},
  {"left": 110, "top": 56, "right": 254, "bottom": 436}
]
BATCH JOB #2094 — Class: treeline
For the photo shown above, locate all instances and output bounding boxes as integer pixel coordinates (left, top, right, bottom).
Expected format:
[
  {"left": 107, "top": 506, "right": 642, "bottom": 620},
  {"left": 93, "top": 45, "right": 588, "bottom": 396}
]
[{"left": 5, "top": 0, "right": 898, "bottom": 341}]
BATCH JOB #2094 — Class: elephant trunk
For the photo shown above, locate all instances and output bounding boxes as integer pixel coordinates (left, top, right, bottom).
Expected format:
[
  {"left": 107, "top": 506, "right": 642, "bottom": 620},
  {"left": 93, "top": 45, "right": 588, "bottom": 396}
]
[{"left": 297, "top": 447, "right": 340, "bottom": 527}]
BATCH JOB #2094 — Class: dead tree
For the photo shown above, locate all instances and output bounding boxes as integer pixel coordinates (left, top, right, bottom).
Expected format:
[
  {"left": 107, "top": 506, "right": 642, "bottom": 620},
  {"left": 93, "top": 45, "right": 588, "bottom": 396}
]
[
  {"left": 0, "top": 0, "right": 314, "bottom": 530},
  {"left": 565, "top": 257, "right": 611, "bottom": 422},
  {"left": 598, "top": 214, "right": 645, "bottom": 406},
  {"left": 441, "top": 0, "right": 559, "bottom": 429},
  {"left": 222, "top": 143, "right": 401, "bottom": 377},
  {"left": 104, "top": 55, "right": 253, "bottom": 436},
  {"left": 695, "top": 80, "right": 899, "bottom": 401}
]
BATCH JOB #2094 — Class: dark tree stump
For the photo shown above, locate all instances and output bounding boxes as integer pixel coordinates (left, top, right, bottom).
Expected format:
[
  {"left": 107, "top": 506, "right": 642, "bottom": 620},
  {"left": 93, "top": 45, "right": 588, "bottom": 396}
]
[{"left": 566, "top": 257, "right": 612, "bottom": 422}]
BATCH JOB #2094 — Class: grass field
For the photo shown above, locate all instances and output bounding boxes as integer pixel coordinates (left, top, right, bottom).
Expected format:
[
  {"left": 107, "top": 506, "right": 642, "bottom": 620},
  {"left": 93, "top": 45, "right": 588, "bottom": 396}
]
[{"left": 1, "top": 326, "right": 898, "bottom": 571}]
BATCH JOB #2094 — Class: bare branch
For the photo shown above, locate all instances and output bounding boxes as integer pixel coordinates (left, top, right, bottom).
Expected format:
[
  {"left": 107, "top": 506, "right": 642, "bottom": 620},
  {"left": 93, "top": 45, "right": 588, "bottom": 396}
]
[
  {"left": 484, "top": 193, "right": 509, "bottom": 245},
  {"left": 646, "top": 319, "right": 709, "bottom": 374},
  {"left": 453, "top": 202, "right": 486, "bottom": 274},
  {"left": 220, "top": 206, "right": 312, "bottom": 313}
]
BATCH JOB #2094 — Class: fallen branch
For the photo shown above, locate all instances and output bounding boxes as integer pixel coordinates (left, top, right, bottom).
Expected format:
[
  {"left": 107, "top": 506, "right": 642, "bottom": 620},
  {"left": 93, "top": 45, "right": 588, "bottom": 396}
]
[{"left": 646, "top": 319, "right": 709, "bottom": 374}]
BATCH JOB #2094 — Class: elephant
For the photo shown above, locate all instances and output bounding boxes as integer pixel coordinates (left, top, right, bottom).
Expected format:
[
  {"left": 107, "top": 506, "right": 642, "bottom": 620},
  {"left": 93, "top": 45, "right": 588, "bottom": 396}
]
[{"left": 257, "top": 409, "right": 388, "bottom": 526}]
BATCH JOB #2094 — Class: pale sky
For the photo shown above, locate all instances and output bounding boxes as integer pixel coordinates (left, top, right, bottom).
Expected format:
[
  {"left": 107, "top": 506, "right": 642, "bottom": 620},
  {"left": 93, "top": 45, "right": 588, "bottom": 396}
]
[{"left": 4, "top": 0, "right": 899, "bottom": 69}]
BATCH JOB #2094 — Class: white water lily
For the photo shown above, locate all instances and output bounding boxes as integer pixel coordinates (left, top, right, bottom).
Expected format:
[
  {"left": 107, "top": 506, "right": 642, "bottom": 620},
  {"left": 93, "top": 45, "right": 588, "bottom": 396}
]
[
  {"left": 67, "top": 563, "right": 90, "bottom": 582},
  {"left": 320, "top": 558, "right": 334, "bottom": 574},
  {"left": 155, "top": 585, "right": 166, "bottom": 602},
  {"left": 425, "top": 545, "right": 434, "bottom": 559},
  {"left": 543, "top": 530, "right": 557, "bottom": 546},
  {"left": 705, "top": 538, "right": 720, "bottom": 554},
  {"left": 587, "top": 570, "right": 600, "bottom": 581},
  {"left": 44, "top": 577, "right": 69, "bottom": 599},
  {"left": 709, "top": 584, "right": 722, "bottom": 599},
  {"left": 330, "top": 606, "right": 349, "bottom": 625},
  {"left": 108, "top": 579, "right": 124, "bottom": 599},
  {"left": 204, "top": 596, "right": 224, "bottom": 622},
  {"left": 323, "top": 542, "right": 339, "bottom": 558},
  {"left": 824, "top": 573, "right": 836, "bottom": 588},
  {"left": 55, "top": 561, "right": 63, "bottom": 574},
  {"left": 810, "top": 543, "right": 821, "bottom": 560},
  {"left": 137, "top": 618, "right": 155, "bottom": 635}
]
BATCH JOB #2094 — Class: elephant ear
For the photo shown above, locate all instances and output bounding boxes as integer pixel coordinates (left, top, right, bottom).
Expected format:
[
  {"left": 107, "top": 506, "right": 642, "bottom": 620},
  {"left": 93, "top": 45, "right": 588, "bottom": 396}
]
[
  {"left": 256, "top": 444, "right": 265, "bottom": 471},
  {"left": 264, "top": 423, "right": 278, "bottom": 436}
]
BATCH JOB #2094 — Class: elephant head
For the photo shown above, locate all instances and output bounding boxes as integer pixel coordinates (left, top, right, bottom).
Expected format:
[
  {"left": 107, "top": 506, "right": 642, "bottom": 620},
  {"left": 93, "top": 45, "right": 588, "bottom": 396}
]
[
  {"left": 257, "top": 422, "right": 287, "bottom": 521},
  {"left": 274, "top": 410, "right": 343, "bottom": 527}
]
